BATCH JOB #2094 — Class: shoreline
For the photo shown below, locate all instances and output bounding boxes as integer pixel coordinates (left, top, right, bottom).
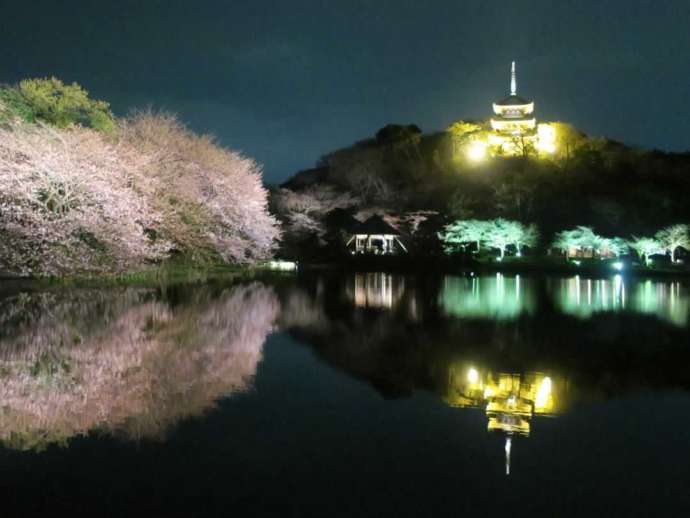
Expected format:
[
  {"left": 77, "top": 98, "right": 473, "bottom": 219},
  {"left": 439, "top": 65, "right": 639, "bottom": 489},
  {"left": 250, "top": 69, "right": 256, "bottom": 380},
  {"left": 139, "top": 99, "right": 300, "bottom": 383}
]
[
  {"left": 3, "top": 257, "right": 690, "bottom": 287},
  {"left": 297, "top": 256, "right": 690, "bottom": 280}
]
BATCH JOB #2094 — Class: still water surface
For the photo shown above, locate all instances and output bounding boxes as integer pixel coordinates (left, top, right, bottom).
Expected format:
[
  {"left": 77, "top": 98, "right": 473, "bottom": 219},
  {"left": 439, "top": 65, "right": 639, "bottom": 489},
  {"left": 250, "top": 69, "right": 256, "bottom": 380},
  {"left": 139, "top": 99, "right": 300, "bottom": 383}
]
[{"left": 1, "top": 272, "right": 690, "bottom": 517}]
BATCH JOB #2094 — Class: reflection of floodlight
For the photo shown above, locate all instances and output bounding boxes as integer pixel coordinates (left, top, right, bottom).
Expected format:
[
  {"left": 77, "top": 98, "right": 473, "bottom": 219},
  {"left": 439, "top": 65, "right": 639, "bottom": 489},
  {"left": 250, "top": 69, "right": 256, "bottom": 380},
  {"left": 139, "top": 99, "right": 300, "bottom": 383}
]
[
  {"left": 612, "top": 261, "right": 624, "bottom": 271},
  {"left": 468, "top": 367, "right": 479, "bottom": 384},
  {"left": 535, "top": 377, "right": 552, "bottom": 408},
  {"left": 467, "top": 141, "right": 487, "bottom": 161}
]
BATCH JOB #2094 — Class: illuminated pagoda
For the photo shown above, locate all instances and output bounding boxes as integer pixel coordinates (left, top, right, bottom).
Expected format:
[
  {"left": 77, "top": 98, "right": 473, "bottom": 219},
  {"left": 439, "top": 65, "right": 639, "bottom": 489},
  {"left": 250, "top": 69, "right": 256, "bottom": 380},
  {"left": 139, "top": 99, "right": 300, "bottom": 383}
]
[
  {"left": 463, "top": 61, "right": 556, "bottom": 159},
  {"left": 490, "top": 61, "right": 536, "bottom": 139}
]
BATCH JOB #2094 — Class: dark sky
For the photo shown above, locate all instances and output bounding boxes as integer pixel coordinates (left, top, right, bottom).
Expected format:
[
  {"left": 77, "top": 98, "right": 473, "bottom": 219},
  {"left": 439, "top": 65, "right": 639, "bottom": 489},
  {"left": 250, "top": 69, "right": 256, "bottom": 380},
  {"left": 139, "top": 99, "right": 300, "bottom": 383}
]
[{"left": 2, "top": 0, "right": 689, "bottom": 183}]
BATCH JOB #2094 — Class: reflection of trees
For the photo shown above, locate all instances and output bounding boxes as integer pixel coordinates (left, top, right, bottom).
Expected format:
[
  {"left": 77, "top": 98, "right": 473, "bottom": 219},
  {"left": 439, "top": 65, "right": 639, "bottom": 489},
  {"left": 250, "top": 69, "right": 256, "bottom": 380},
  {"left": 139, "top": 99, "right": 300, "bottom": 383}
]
[
  {"left": 281, "top": 273, "right": 690, "bottom": 405},
  {"left": 0, "top": 283, "right": 278, "bottom": 450},
  {"left": 553, "top": 276, "right": 690, "bottom": 326},
  {"left": 440, "top": 274, "right": 536, "bottom": 320}
]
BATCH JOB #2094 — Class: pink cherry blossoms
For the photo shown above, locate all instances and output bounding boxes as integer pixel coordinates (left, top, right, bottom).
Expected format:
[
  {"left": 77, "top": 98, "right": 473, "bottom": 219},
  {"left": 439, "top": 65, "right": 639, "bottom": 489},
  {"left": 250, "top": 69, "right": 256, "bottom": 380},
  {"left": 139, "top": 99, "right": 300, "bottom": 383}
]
[{"left": 0, "top": 112, "right": 280, "bottom": 276}]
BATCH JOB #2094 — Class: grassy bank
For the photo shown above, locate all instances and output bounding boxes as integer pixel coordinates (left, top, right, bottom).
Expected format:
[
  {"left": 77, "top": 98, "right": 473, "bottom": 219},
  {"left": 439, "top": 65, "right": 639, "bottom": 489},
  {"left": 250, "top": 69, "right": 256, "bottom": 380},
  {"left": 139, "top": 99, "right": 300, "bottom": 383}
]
[{"left": 0, "top": 261, "right": 295, "bottom": 296}]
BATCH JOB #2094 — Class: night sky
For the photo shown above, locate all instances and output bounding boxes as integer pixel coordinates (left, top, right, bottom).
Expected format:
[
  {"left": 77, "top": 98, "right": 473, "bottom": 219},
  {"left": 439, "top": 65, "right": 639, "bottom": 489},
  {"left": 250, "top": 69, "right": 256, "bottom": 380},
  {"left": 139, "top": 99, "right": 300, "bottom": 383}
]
[{"left": 2, "top": 0, "right": 689, "bottom": 183}]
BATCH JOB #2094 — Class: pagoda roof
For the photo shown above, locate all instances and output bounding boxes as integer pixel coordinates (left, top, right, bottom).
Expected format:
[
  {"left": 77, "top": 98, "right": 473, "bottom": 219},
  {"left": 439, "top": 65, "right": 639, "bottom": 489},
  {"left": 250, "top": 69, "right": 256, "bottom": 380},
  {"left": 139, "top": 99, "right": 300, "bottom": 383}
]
[
  {"left": 491, "top": 115, "right": 537, "bottom": 123},
  {"left": 494, "top": 94, "right": 532, "bottom": 106}
]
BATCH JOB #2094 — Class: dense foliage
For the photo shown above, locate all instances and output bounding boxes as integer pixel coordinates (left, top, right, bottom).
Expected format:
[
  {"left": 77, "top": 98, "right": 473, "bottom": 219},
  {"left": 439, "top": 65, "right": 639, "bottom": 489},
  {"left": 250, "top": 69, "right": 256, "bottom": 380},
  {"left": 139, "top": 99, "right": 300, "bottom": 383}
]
[
  {"left": 439, "top": 218, "right": 538, "bottom": 258},
  {"left": 0, "top": 79, "right": 280, "bottom": 276},
  {"left": 274, "top": 121, "right": 690, "bottom": 261},
  {"left": 440, "top": 220, "right": 688, "bottom": 266}
]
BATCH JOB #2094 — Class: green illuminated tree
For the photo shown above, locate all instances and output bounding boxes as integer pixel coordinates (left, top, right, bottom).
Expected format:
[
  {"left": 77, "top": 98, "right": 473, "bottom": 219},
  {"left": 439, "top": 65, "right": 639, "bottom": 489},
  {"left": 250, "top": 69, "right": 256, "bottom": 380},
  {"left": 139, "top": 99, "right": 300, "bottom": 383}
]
[
  {"left": 655, "top": 224, "right": 690, "bottom": 263},
  {"left": 439, "top": 219, "right": 489, "bottom": 254},
  {"left": 484, "top": 218, "right": 514, "bottom": 259},
  {"left": 18, "top": 77, "right": 115, "bottom": 132},
  {"left": 596, "top": 236, "right": 629, "bottom": 258},
  {"left": 551, "top": 226, "right": 599, "bottom": 258},
  {"left": 515, "top": 223, "right": 539, "bottom": 254},
  {"left": 628, "top": 236, "right": 663, "bottom": 267}
]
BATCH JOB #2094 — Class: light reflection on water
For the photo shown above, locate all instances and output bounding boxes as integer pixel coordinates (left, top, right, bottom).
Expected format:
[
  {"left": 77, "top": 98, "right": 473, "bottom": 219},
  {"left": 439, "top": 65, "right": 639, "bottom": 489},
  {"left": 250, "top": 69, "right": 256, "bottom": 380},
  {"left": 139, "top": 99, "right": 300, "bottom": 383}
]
[
  {"left": 338, "top": 272, "right": 690, "bottom": 474},
  {"left": 445, "top": 366, "right": 566, "bottom": 475},
  {"left": 551, "top": 275, "right": 688, "bottom": 326},
  {"left": 434, "top": 273, "right": 690, "bottom": 326},
  {"left": 2, "top": 271, "right": 690, "bottom": 460},
  {"left": 440, "top": 273, "right": 537, "bottom": 320},
  {"left": 0, "top": 284, "right": 279, "bottom": 450}
]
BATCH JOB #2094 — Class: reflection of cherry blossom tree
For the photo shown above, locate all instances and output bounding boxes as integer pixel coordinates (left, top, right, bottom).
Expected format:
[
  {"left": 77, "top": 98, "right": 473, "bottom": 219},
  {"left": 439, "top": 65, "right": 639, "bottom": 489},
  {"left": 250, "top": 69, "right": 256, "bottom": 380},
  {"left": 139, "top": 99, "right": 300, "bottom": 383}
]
[{"left": 0, "top": 283, "right": 279, "bottom": 450}]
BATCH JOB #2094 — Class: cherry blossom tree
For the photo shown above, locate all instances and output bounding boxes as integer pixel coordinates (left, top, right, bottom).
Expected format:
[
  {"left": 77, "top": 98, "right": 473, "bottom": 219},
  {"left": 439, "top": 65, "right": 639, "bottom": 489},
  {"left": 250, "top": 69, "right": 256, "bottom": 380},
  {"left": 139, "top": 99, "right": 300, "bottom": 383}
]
[
  {"left": 655, "top": 224, "right": 690, "bottom": 263},
  {"left": 119, "top": 112, "right": 281, "bottom": 264},
  {"left": 628, "top": 236, "right": 663, "bottom": 266},
  {"left": 0, "top": 123, "right": 168, "bottom": 276}
]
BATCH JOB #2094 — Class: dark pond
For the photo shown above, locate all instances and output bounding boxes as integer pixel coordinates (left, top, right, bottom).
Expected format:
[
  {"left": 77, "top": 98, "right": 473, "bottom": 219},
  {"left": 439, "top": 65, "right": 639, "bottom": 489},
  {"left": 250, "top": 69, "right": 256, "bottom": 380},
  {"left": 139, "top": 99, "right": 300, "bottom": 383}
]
[{"left": 1, "top": 272, "right": 690, "bottom": 517}]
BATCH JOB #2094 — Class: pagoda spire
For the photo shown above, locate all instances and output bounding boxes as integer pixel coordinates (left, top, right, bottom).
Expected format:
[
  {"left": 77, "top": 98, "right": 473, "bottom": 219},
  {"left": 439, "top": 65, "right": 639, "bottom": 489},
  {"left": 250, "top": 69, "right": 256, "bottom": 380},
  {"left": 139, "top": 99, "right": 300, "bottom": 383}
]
[{"left": 510, "top": 61, "right": 517, "bottom": 96}]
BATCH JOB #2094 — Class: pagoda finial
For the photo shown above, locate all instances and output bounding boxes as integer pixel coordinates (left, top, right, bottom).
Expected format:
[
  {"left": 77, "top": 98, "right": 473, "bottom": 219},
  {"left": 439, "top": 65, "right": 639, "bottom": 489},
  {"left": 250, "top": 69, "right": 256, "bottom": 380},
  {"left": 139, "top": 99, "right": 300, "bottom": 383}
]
[{"left": 510, "top": 61, "right": 517, "bottom": 96}]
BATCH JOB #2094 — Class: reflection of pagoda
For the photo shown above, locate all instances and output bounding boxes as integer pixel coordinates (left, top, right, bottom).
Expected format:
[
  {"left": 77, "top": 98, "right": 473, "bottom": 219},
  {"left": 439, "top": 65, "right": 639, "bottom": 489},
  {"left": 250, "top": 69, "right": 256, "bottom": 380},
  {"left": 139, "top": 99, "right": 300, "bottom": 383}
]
[{"left": 445, "top": 365, "right": 565, "bottom": 475}]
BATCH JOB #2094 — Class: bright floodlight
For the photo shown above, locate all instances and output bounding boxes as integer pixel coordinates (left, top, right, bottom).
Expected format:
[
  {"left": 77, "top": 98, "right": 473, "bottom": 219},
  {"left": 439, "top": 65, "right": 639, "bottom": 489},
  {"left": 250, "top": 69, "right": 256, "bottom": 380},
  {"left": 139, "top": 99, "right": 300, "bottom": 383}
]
[
  {"left": 467, "top": 141, "right": 487, "bottom": 161},
  {"left": 613, "top": 261, "right": 624, "bottom": 271},
  {"left": 467, "top": 367, "right": 479, "bottom": 384},
  {"left": 536, "top": 123, "right": 556, "bottom": 153}
]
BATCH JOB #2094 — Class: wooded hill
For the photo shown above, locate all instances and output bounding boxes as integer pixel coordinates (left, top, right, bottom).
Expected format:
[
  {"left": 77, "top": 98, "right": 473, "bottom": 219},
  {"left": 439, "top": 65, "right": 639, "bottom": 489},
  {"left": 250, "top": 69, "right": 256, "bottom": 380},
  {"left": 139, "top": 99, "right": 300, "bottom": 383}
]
[{"left": 271, "top": 121, "right": 690, "bottom": 259}]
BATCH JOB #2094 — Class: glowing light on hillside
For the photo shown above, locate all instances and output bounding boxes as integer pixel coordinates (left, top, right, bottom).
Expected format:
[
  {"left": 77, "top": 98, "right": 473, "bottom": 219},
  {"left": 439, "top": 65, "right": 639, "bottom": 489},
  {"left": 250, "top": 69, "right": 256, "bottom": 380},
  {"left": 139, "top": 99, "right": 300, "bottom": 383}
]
[
  {"left": 536, "top": 123, "right": 556, "bottom": 153},
  {"left": 467, "top": 140, "right": 487, "bottom": 161},
  {"left": 468, "top": 367, "right": 479, "bottom": 384}
]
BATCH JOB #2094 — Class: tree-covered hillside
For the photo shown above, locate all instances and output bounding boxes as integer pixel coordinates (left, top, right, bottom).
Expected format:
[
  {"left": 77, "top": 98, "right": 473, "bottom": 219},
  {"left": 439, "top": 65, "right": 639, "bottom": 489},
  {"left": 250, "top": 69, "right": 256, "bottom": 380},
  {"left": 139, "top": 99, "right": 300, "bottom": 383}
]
[{"left": 272, "top": 120, "right": 690, "bottom": 260}]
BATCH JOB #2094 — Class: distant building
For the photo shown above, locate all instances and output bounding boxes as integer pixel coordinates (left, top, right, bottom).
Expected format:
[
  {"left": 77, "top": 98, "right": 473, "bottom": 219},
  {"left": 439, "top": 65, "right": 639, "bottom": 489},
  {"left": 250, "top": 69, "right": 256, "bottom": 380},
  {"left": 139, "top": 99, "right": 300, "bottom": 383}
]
[
  {"left": 490, "top": 61, "right": 536, "bottom": 139},
  {"left": 488, "top": 61, "right": 555, "bottom": 155},
  {"left": 346, "top": 215, "right": 408, "bottom": 255},
  {"left": 459, "top": 61, "right": 556, "bottom": 161}
]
